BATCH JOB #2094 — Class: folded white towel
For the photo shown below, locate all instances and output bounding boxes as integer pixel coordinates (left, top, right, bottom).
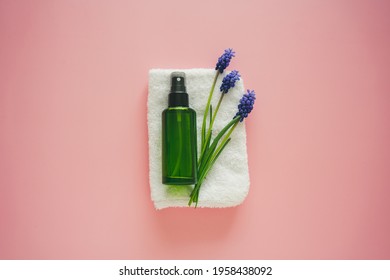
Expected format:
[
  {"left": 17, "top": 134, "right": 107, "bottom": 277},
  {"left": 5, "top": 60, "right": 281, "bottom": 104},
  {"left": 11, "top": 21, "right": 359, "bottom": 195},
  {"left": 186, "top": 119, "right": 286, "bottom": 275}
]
[{"left": 148, "top": 69, "right": 250, "bottom": 209}]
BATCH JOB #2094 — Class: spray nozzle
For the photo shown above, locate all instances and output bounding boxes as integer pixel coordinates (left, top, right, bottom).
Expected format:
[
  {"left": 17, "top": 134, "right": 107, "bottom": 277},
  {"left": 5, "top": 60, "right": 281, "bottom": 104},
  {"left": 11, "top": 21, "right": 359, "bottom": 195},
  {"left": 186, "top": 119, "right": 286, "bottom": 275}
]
[
  {"left": 168, "top": 72, "right": 189, "bottom": 107},
  {"left": 170, "top": 72, "right": 187, "bottom": 94}
]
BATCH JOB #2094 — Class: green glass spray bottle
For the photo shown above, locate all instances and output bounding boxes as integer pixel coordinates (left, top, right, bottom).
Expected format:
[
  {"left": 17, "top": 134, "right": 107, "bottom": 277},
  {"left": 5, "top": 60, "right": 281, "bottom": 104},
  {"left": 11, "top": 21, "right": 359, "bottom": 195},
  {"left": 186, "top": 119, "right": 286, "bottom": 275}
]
[{"left": 162, "top": 72, "right": 197, "bottom": 185}]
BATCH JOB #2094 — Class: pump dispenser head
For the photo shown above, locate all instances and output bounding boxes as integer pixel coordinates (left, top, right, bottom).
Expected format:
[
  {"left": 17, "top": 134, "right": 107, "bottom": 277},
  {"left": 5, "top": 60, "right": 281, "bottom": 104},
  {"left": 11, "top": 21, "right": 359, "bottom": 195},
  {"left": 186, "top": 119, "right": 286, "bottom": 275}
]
[{"left": 169, "top": 72, "right": 189, "bottom": 107}]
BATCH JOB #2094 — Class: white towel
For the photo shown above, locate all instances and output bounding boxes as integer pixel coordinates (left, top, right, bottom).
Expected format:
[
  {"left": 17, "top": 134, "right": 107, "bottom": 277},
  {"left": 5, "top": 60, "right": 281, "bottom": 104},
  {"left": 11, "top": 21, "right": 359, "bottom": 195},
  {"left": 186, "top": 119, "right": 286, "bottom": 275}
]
[{"left": 148, "top": 69, "right": 250, "bottom": 209}]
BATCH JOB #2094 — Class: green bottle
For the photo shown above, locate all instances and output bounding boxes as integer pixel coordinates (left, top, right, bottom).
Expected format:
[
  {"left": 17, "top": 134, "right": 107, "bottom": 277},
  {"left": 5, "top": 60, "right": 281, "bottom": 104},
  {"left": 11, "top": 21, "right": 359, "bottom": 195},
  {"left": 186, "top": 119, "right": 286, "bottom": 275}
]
[{"left": 162, "top": 72, "right": 197, "bottom": 185}]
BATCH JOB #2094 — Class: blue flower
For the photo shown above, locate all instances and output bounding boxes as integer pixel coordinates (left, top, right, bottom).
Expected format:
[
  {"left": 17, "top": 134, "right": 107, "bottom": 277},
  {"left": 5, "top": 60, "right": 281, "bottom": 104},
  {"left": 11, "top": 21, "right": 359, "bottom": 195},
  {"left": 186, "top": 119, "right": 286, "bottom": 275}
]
[
  {"left": 220, "top": 70, "right": 240, "bottom": 93},
  {"left": 235, "top": 90, "right": 256, "bottom": 122},
  {"left": 215, "top": 48, "right": 235, "bottom": 73}
]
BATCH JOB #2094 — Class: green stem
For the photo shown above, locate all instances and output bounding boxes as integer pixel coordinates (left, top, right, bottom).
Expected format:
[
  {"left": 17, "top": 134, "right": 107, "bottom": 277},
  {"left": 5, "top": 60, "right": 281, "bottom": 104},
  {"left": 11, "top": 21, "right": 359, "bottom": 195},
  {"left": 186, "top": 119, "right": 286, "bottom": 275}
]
[
  {"left": 197, "top": 117, "right": 239, "bottom": 179},
  {"left": 189, "top": 116, "right": 240, "bottom": 207},
  {"left": 209, "top": 120, "right": 238, "bottom": 165},
  {"left": 211, "top": 94, "right": 224, "bottom": 126},
  {"left": 198, "top": 117, "right": 238, "bottom": 177},
  {"left": 201, "top": 93, "right": 224, "bottom": 160},
  {"left": 201, "top": 72, "right": 219, "bottom": 153}
]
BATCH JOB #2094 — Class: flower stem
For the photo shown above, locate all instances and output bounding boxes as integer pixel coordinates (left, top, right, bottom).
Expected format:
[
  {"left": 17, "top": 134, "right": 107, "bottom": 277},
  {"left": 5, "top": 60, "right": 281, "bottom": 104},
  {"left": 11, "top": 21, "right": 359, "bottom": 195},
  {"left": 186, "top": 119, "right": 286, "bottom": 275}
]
[
  {"left": 211, "top": 94, "right": 225, "bottom": 127},
  {"left": 201, "top": 71, "right": 219, "bottom": 152},
  {"left": 189, "top": 116, "right": 240, "bottom": 207},
  {"left": 209, "top": 119, "right": 239, "bottom": 165},
  {"left": 198, "top": 117, "right": 239, "bottom": 177},
  {"left": 202, "top": 93, "right": 224, "bottom": 159}
]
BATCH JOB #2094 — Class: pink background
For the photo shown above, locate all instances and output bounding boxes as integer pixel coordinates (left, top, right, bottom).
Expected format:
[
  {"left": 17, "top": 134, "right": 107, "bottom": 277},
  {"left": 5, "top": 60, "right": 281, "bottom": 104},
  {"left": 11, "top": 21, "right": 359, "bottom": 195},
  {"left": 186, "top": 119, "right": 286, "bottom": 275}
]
[{"left": 1, "top": 0, "right": 390, "bottom": 259}]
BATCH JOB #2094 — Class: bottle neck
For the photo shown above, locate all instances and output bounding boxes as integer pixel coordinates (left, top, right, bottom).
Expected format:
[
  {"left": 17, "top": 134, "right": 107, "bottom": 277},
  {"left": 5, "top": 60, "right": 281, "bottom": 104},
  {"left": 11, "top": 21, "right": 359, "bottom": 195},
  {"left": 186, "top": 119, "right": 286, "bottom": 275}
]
[{"left": 168, "top": 92, "right": 189, "bottom": 107}]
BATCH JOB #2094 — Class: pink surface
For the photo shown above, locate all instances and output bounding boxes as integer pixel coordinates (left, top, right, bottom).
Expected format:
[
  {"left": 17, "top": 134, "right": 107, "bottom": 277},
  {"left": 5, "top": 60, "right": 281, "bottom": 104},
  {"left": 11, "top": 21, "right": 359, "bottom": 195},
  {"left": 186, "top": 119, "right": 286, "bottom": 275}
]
[{"left": 1, "top": 0, "right": 390, "bottom": 259}]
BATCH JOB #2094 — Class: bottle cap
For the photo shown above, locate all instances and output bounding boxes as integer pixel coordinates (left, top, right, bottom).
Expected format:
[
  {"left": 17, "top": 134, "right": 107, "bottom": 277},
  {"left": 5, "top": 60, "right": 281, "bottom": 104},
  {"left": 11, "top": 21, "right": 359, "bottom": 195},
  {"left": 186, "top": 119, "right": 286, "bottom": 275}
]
[{"left": 169, "top": 72, "right": 189, "bottom": 107}]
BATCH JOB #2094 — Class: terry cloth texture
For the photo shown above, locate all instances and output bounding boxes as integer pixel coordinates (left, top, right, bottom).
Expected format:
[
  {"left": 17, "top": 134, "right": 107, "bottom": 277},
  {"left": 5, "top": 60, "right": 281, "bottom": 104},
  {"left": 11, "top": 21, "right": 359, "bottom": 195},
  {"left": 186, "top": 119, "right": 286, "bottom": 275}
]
[{"left": 148, "top": 69, "right": 250, "bottom": 209}]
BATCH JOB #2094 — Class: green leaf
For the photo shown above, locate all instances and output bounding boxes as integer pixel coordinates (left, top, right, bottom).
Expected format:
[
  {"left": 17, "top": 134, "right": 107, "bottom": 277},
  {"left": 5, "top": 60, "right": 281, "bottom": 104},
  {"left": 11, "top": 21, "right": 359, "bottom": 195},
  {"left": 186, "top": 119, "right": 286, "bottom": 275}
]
[
  {"left": 203, "top": 129, "right": 212, "bottom": 158},
  {"left": 209, "top": 105, "right": 213, "bottom": 128},
  {"left": 211, "top": 138, "right": 231, "bottom": 167},
  {"left": 200, "top": 71, "right": 219, "bottom": 163},
  {"left": 201, "top": 138, "right": 232, "bottom": 186},
  {"left": 199, "top": 117, "right": 239, "bottom": 175},
  {"left": 190, "top": 118, "right": 239, "bottom": 207},
  {"left": 201, "top": 123, "right": 206, "bottom": 151}
]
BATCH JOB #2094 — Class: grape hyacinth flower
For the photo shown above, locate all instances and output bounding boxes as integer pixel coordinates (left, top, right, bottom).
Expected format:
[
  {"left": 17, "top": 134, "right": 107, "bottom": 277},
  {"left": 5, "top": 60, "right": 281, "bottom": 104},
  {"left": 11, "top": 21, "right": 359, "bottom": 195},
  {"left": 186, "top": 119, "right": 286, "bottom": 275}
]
[
  {"left": 215, "top": 48, "right": 235, "bottom": 73},
  {"left": 189, "top": 88, "right": 256, "bottom": 207},
  {"left": 188, "top": 48, "right": 257, "bottom": 207},
  {"left": 201, "top": 49, "right": 236, "bottom": 154},
  {"left": 200, "top": 70, "right": 241, "bottom": 168},
  {"left": 220, "top": 70, "right": 241, "bottom": 94},
  {"left": 235, "top": 90, "right": 256, "bottom": 121}
]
